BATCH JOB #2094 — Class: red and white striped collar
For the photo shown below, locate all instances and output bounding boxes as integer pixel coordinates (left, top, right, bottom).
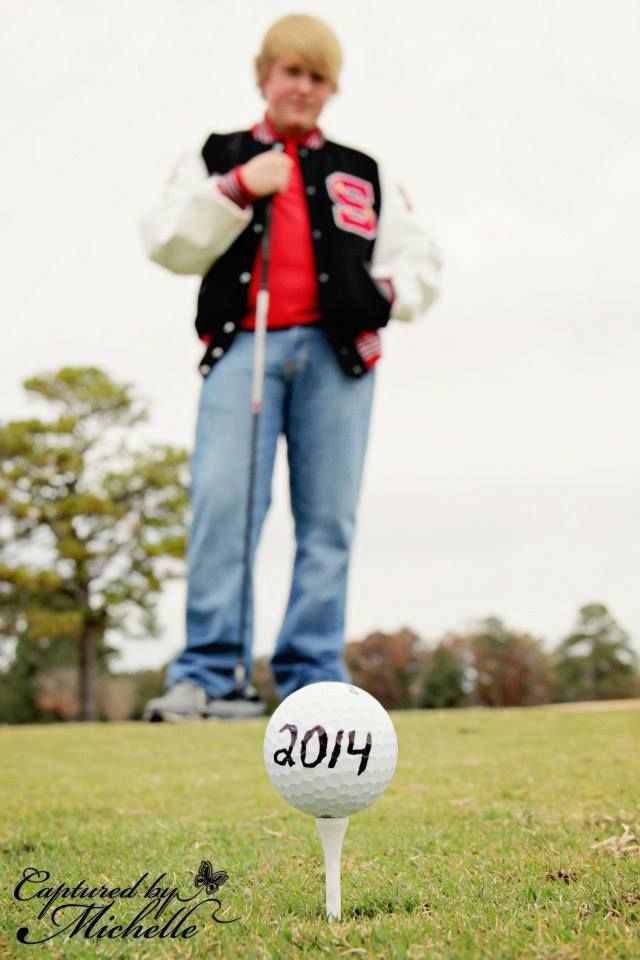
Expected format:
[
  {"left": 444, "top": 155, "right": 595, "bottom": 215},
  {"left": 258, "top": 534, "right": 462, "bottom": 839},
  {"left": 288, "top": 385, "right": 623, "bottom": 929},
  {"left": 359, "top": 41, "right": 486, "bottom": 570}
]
[{"left": 252, "top": 114, "right": 325, "bottom": 150}]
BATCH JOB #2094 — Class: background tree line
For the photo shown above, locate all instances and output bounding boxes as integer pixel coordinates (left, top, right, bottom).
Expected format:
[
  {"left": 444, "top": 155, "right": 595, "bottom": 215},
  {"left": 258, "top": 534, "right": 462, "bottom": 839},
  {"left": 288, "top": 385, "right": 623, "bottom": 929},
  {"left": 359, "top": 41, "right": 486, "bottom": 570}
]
[
  {"left": 1, "top": 368, "right": 637, "bottom": 722},
  {"left": 344, "top": 602, "right": 638, "bottom": 711}
]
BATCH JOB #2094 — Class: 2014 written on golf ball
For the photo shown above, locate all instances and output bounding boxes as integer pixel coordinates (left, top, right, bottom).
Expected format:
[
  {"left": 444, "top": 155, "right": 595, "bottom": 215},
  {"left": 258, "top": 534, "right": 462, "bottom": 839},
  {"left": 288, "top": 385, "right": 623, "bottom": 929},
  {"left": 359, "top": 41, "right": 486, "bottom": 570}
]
[{"left": 263, "top": 682, "right": 398, "bottom": 818}]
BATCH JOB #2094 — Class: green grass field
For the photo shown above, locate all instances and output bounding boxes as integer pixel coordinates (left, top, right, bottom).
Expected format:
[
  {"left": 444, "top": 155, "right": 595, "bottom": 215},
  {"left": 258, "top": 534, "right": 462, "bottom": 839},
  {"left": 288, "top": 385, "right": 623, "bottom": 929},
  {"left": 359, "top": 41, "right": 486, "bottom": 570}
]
[{"left": 2, "top": 703, "right": 639, "bottom": 960}]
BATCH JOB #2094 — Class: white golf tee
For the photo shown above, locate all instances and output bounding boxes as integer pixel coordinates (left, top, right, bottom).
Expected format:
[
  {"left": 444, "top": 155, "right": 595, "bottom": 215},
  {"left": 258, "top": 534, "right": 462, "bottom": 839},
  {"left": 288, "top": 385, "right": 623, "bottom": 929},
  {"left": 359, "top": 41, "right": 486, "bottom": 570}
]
[{"left": 315, "top": 816, "right": 349, "bottom": 921}]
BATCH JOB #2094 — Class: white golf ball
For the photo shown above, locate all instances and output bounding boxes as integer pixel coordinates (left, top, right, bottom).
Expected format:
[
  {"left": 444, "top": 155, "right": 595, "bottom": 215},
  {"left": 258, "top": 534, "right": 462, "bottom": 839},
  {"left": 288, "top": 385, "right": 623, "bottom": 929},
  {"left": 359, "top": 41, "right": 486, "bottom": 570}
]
[{"left": 263, "top": 682, "right": 398, "bottom": 818}]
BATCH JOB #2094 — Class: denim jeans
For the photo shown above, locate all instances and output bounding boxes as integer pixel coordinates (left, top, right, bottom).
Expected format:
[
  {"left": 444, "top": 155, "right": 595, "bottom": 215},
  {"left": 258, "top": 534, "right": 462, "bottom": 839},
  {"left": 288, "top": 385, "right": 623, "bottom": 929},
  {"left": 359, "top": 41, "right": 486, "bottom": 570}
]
[{"left": 165, "top": 325, "right": 375, "bottom": 700}]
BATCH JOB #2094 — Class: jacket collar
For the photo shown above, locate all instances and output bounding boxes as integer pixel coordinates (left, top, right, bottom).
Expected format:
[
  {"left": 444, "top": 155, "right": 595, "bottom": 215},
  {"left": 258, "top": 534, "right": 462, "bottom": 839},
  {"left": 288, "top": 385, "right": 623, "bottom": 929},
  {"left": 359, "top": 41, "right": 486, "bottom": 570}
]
[{"left": 252, "top": 114, "right": 325, "bottom": 150}]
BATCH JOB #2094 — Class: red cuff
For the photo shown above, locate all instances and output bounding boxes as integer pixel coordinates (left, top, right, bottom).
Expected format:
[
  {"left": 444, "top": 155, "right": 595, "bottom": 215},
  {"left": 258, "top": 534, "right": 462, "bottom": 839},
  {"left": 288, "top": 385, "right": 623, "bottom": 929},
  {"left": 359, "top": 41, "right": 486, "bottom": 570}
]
[
  {"left": 234, "top": 165, "right": 258, "bottom": 203},
  {"left": 216, "top": 166, "right": 258, "bottom": 209},
  {"left": 354, "top": 330, "right": 382, "bottom": 370}
]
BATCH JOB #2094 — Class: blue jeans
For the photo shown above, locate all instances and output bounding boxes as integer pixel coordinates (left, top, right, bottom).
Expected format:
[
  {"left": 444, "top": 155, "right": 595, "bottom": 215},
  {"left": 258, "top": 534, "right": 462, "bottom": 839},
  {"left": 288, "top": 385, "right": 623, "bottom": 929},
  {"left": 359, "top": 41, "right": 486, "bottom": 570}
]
[{"left": 166, "top": 326, "right": 375, "bottom": 700}]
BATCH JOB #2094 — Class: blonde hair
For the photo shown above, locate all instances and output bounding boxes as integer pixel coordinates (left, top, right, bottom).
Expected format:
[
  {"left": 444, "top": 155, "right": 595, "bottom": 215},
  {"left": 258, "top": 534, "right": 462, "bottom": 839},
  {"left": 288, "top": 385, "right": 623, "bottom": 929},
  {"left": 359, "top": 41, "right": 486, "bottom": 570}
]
[{"left": 255, "top": 14, "right": 342, "bottom": 91}]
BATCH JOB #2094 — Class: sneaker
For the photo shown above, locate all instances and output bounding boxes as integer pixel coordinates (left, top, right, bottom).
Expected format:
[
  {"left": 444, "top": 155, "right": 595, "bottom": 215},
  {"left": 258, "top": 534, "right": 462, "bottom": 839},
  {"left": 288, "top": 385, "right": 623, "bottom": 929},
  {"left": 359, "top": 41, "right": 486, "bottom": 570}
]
[
  {"left": 204, "top": 685, "right": 267, "bottom": 720},
  {"left": 143, "top": 680, "right": 208, "bottom": 722}
]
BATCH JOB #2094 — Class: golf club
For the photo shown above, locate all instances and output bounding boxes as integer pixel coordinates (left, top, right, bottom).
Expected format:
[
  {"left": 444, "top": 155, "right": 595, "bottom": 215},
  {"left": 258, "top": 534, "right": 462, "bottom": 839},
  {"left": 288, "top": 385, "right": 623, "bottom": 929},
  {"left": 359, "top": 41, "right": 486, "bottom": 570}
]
[{"left": 235, "top": 143, "right": 284, "bottom": 695}]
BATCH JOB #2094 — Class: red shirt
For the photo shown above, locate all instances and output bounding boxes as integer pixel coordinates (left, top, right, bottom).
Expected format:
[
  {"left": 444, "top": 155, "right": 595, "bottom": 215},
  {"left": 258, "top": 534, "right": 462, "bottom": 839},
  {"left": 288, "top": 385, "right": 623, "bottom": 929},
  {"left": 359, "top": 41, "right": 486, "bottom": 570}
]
[{"left": 241, "top": 129, "right": 321, "bottom": 331}]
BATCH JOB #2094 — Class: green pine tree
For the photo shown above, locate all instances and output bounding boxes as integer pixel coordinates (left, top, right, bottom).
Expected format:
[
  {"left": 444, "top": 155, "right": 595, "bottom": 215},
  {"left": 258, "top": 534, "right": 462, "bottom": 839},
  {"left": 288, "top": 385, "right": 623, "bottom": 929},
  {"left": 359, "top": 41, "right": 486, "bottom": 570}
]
[
  {"left": 553, "top": 603, "right": 638, "bottom": 702},
  {"left": 0, "top": 367, "right": 189, "bottom": 721},
  {"left": 421, "top": 643, "right": 466, "bottom": 709}
]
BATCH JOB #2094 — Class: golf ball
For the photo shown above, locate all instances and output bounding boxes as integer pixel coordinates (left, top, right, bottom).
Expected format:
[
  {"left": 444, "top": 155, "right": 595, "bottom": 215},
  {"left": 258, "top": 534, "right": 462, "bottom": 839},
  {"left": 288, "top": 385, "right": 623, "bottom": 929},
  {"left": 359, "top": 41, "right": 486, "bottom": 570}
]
[{"left": 263, "top": 682, "right": 398, "bottom": 818}]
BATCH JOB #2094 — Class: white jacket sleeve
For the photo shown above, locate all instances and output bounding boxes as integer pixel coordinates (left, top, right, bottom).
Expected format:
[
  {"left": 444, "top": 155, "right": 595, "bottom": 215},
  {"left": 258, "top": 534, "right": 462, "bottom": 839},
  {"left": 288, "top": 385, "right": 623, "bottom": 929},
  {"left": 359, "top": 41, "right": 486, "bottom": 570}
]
[
  {"left": 139, "top": 152, "right": 252, "bottom": 276},
  {"left": 370, "top": 166, "right": 442, "bottom": 321}
]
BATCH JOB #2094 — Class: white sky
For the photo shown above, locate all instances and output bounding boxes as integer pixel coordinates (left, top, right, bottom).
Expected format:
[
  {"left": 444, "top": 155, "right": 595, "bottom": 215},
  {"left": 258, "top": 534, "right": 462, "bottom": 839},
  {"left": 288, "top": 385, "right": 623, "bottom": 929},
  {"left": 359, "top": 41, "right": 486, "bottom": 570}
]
[{"left": 2, "top": 0, "right": 639, "bottom": 670}]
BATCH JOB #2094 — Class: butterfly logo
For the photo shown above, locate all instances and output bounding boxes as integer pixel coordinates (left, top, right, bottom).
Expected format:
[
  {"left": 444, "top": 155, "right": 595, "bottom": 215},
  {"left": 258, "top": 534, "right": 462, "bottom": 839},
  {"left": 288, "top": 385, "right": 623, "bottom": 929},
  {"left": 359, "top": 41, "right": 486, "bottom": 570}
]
[{"left": 194, "top": 861, "right": 229, "bottom": 895}]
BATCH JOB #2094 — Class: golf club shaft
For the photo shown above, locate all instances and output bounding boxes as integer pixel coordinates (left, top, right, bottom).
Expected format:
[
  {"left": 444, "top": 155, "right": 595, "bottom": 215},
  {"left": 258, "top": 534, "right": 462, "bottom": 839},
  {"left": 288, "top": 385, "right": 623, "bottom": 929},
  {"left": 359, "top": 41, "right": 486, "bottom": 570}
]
[{"left": 235, "top": 149, "right": 282, "bottom": 689}]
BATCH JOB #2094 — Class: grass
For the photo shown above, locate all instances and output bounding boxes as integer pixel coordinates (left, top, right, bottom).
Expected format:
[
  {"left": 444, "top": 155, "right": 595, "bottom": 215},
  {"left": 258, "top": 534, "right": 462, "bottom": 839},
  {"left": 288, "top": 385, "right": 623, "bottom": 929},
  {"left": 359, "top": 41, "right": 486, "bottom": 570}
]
[{"left": 1, "top": 702, "right": 639, "bottom": 959}]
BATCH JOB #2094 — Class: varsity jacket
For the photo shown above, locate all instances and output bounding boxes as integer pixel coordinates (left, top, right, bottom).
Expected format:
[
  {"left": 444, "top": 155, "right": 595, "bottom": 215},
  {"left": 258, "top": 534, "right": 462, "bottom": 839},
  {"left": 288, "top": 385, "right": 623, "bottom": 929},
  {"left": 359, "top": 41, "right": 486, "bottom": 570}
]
[{"left": 140, "top": 124, "right": 442, "bottom": 378}]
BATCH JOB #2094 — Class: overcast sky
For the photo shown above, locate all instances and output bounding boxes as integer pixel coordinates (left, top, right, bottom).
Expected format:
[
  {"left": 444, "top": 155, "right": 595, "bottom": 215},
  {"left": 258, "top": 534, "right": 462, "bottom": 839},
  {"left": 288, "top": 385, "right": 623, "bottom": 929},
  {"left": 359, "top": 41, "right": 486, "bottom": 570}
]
[{"left": 2, "top": 0, "right": 639, "bottom": 670}]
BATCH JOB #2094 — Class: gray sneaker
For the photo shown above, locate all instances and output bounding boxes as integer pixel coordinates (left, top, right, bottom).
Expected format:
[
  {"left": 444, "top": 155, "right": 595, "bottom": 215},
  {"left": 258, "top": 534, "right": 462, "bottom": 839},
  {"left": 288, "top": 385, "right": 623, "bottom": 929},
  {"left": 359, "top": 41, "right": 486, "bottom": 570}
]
[
  {"left": 143, "top": 680, "right": 208, "bottom": 722},
  {"left": 204, "top": 685, "right": 267, "bottom": 720}
]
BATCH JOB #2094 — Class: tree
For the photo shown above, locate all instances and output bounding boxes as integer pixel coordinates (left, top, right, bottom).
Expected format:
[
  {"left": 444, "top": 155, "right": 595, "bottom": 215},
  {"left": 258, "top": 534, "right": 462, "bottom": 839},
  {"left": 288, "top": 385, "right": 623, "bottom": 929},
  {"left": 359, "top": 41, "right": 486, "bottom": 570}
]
[
  {"left": 553, "top": 603, "right": 638, "bottom": 701},
  {"left": 345, "top": 628, "right": 425, "bottom": 709},
  {"left": 421, "top": 640, "right": 467, "bottom": 709},
  {"left": 0, "top": 367, "right": 189, "bottom": 721},
  {"left": 463, "top": 616, "right": 551, "bottom": 707}
]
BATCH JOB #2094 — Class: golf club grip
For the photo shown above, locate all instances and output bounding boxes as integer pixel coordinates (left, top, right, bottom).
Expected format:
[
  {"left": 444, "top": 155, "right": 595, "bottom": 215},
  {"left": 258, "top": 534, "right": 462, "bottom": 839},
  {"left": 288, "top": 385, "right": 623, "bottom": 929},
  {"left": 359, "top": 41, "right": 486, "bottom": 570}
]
[
  {"left": 259, "top": 142, "right": 283, "bottom": 288},
  {"left": 251, "top": 289, "right": 269, "bottom": 408},
  {"left": 252, "top": 144, "right": 283, "bottom": 407}
]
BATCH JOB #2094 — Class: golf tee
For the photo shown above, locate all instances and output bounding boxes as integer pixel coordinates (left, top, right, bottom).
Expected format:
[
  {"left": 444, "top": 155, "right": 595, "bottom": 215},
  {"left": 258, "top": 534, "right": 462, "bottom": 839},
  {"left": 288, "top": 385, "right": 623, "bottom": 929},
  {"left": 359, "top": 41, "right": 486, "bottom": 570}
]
[{"left": 315, "top": 816, "right": 349, "bottom": 921}]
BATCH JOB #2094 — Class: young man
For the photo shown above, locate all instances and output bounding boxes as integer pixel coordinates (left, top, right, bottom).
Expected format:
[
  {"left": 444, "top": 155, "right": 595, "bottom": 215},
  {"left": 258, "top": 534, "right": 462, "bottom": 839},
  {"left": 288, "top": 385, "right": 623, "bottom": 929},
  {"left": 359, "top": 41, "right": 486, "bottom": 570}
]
[{"left": 140, "top": 14, "right": 441, "bottom": 721}]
